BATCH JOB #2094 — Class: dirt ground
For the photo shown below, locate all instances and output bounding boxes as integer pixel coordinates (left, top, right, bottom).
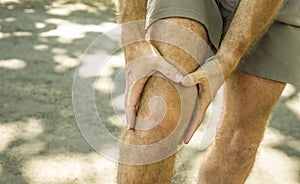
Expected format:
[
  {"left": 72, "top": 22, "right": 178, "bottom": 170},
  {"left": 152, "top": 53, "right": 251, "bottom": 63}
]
[{"left": 0, "top": 0, "right": 299, "bottom": 183}]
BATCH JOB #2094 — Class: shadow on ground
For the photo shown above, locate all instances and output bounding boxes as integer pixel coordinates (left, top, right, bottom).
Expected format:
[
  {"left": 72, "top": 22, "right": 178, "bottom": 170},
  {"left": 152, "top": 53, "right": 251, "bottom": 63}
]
[
  {"left": 270, "top": 85, "right": 300, "bottom": 158},
  {"left": 0, "top": 1, "right": 121, "bottom": 183}
]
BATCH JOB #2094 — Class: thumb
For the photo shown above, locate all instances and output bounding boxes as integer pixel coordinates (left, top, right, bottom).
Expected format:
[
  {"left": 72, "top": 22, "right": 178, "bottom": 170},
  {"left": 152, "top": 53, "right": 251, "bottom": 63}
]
[
  {"left": 149, "top": 44, "right": 183, "bottom": 83},
  {"left": 156, "top": 58, "right": 184, "bottom": 83},
  {"left": 184, "top": 88, "right": 210, "bottom": 144},
  {"left": 125, "top": 77, "right": 148, "bottom": 129},
  {"left": 181, "top": 69, "right": 206, "bottom": 87}
]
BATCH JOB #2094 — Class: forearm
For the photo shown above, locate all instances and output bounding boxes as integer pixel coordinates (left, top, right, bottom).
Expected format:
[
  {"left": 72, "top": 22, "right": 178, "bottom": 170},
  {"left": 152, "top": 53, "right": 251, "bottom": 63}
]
[
  {"left": 216, "top": 0, "right": 285, "bottom": 77},
  {"left": 118, "top": 0, "right": 148, "bottom": 23},
  {"left": 118, "top": 0, "right": 148, "bottom": 58}
]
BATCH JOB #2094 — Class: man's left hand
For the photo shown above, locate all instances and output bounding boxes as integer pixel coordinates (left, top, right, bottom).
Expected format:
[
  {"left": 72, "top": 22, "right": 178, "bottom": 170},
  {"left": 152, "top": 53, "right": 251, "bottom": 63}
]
[{"left": 181, "top": 56, "right": 225, "bottom": 144}]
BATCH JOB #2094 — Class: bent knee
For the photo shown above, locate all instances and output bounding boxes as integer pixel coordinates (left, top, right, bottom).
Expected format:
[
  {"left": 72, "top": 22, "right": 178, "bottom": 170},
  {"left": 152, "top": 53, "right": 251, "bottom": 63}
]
[
  {"left": 122, "top": 77, "right": 197, "bottom": 145},
  {"left": 122, "top": 18, "right": 208, "bottom": 146},
  {"left": 217, "top": 128, "right": 261, "bottom": 164},
  {"left": 229, "top": 143, "right": 259, "bottom": 164},
  {"left": 146, "top": 17, "right": 210, "bottom": 73}
]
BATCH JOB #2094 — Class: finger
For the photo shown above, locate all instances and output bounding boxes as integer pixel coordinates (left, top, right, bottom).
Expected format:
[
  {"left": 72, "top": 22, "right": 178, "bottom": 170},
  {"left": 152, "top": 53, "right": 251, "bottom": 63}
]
[
  {"left": 183, "top": 99, "right": 208, "bottom": 144},
  {"left": 155, "top": 59, "right": 183, "bottom": 83},
  {"left": 149, "top": 44, "right": 183, "bottom": 83},
  {"left": 125, "top": 77, "right": 148, "bottom": 129},
  {"left": 181, "top": 69, "right": 206, "bottom": 87},
  {"left": 184, "top": 85, "right": 211, "bottom": 144},
  {"left": 124, "top": 90, "right": 136, "bottom": 130},
  {"left": 200, "top": 56, "right": 225, "bottom": 98}
]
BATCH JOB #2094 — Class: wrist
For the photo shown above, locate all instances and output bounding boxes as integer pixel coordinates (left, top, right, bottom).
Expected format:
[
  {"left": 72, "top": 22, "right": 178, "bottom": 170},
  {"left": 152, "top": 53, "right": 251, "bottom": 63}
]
[
  {"left": 215, "top": 50, "right": 240, "bottom": 78},
  {"left": 200, "top": 56, "right": 225, "bottom": 98}
]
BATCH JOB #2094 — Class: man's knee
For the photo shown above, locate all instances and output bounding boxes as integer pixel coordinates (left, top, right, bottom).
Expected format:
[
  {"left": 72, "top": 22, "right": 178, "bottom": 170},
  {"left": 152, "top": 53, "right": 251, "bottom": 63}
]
[
  {"left": 146, "top": 18, "right": 210, "bottom": 73},
  {"left": 121, "top": 18, "right": 211, "bottom": 145},
  {"left": 219, "top": 128, "right": 261, "bottom": 164},
  {"left": 121, "top": 76, "right": 183, "bottom": 144}
]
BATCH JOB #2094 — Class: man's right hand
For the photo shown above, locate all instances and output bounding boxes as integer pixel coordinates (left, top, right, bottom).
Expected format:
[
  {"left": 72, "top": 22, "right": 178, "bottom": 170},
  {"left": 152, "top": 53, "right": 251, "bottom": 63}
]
[{"left": 124, "top": 41, "right": 184, "bottom": 129}]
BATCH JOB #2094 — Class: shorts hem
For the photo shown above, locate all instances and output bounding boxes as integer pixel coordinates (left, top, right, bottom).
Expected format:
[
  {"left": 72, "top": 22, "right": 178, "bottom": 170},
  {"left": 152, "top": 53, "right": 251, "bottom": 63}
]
[
  {"left": 237, "top": 68, "right": 299, "bottom": 86},
  {"left": 146, "top": 7, "right": 223, "bottom": 49}
]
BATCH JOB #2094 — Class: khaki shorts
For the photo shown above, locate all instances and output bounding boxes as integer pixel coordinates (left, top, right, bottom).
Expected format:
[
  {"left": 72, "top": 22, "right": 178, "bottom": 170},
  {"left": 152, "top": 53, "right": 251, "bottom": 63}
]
[{"left": 146, "top": 0, "right": 300, "bottom": 85}]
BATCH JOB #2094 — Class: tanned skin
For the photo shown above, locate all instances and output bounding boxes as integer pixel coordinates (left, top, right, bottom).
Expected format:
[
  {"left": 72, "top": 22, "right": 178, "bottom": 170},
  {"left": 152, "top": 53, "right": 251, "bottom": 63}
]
[
  {"left": 117, "top": 1, "right": 204, "bottom": 183},
  {"left": 117, "top": 0, "right": 286, "bottom": 183},
  {"left": 182, "top": 0, "right": 286, "bottom": 143},
  {"left": 216, "top": 0, "right": 286, "bottom": 76}
]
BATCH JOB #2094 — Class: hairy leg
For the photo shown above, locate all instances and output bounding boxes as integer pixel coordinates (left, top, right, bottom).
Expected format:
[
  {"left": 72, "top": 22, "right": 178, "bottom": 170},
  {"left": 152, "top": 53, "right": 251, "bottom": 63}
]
[
  {"left": 117, "top": 18, "right": 209, "bottom": 184},
  {"left": 198, "top": 71, "right": 286, "bottom": 184}
]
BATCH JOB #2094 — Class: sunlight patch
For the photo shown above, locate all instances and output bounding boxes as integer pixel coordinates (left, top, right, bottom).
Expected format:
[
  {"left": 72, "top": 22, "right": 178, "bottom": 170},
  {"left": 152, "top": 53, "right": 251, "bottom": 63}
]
[
  {"left": 0, "top": 123, "right": 19, "bottom": 153},
  {"left": 33, "top": 44, "right": 48, "bottom": 51},
  {"left": 282, "top": 84, "right": 296, "bottom": 97},
  {"left": 22, "top": 153, "right": 115, "bottom": 184},
  {"left": 94, "top": 77, "right": 114, "bottom": 93},
  {"left": 0, "top": 32, "right": 10, "bottom": 39},
  {"left": 261, "top": 128, "right": 285, "bottom": 146},
  {"left": 0, "top": 0, "right": 18, "bottom": 3},
  {"left": 78, "top": 53, "right": 107, "bottom": 78},
  {"left": 0, "top": 59, "right": 26, "bottom": 70},
  {"left": 247, "top": 127, "right": 300, "bottom": 183},
  {"left": 247, "top": 145, "right": 300, "bottom": 184},
  {"left": 0, "top": 118, "right": 44, "bottom": 153},
  {"left": 47, "top": 2, "right": 108, "bottom": 15},
  {"left": 98, "top": 61, "right": 115, "bottom": 77},
  {"left": 51, "top": 48, "right": 67, "bottom": 54},
  {"left": 47, "top": 8, "right": 71, "bottom": 16},
  {"left": 24, "top": 9, "right": 35, "bottom": 14},
  {"left": 53, "top": 54, "right": 79, "bottom": 72},
  {"left": 9, "top": 140, "right": 45, "bottom": 157},
  {"left": 3, "top": 17, "right": 16, "bottom": 22},
  {"left": 40, "top": 19, "right": 118, "bottom": 43},
  {"left": 21, "top": 118, "right": 44, "bottom": 140},
  {"left": 286, "top": 96, "right": 300, "bottom": 120},
  {"left": 13, "top": 32, "right": 32, "bottom": 36},
  {"left": 106, "top": 53, "right": 125, "bottom": 68},
  {"left": 108, "top": 115, "right": 125, "bottom": 127},
  {"left": 35, "top": 22, "right": 46, "bottom": 29}
]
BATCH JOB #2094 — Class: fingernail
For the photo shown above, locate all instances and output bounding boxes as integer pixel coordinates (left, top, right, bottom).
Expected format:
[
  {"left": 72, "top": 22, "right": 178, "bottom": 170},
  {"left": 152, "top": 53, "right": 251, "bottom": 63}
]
[
  {"left": 175, "top": 74, "right": 183, "bottom": 82},
  {"left": 127, "top": 121, "right": 135, "bottom": 130},
  {"left": 126, "top": 112, "right": 136, "bottom": 130},
  {"left": 183, "top": 139, "right": 190, "bottom": 144},
  {"left": 181, "top": 76, "right": 194, "bottom": 87},
  {"left": 127, "top": 120, "right": 135, "bottom": 130},
  {"left": 127, "top": 126, "right": 134, "bottom": 130},
  {"left": 184, "top": 136, "right": 191, "bottom": 144}
]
